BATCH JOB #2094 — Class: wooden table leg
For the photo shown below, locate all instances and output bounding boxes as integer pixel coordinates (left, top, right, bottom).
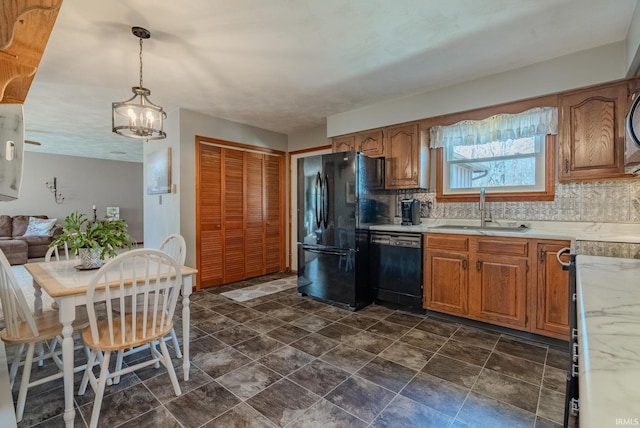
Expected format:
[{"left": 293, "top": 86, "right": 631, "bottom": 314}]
[
  {"left": 59, "top": 300, "right": 76, "bottom": 428},
  {"left": 33, "top": 280, "right": 43, "bottom": 316}
]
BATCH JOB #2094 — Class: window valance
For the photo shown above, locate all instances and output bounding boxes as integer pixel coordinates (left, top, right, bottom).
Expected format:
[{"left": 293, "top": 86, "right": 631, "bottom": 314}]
[{"left": 429, "top": 107, "right": 558, "bottom": 149}]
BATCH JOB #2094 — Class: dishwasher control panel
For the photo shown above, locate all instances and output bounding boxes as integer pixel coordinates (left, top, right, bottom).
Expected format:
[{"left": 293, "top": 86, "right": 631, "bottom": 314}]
[{"left": 370, "top": 232, "right": 422, "bottom": 248}]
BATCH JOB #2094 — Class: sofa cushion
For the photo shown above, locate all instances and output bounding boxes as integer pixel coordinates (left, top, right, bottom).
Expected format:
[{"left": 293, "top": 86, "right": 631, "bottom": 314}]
[
  {"left": 23, "top": 217, "right": 57, "bottom": 237},
  {"left": 0, "top": 239, "right": 28, "bottom": 265},
  {"left": 17, "top": 235, "right": 51, "bottom": 246},
  {"left": 0, "top": 215, "right": 11, "bottom": 237},
  {"left": 12, "top": 215, "right": 46, "bottom": 237}
]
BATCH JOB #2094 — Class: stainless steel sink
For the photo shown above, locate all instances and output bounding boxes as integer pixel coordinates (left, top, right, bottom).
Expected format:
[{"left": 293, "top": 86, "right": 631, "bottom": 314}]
[{"left": 429, "top": 225, "right": 529, "bottom": 233}]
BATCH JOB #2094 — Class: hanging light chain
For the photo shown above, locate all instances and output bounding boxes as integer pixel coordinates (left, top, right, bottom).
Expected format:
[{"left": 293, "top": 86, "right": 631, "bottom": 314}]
[
  {"left": 139, "top": 37, "right": 144, "bottom": 89},
  {"left": 112, "top": 26, "right": 166, "bottom": 140}
]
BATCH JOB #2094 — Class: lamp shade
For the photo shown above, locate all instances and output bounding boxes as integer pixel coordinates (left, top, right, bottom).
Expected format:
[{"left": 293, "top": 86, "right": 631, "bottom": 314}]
[
  {"left": 112, "top": 86, "right": 166, "bottom": 140},
  {"left": 112, "top": 27, "right": 166, "bottom": 141}
]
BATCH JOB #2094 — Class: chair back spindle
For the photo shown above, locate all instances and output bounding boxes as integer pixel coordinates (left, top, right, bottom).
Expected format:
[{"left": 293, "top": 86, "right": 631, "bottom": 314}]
[
  {"left": 159, "top": 234, "right": 186, "bottom": 265},
  {"left": 85, "top": 249, "right": 181, "bottom": 349},
  {"left": 0, "top": 250, "right": 38, "bottom": 339}
]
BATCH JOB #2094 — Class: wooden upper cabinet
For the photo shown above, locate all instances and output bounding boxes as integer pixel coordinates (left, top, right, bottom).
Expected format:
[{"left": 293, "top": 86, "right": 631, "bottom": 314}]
[
  {"left": 356, "top": 130, "right": 384, "bottom": 157},
  {"left": 0, "top": 0, "right": 63, "bottom": 104},
  {"left": 332, "top": 135, "right": 356, "bottom": 153},
  {"left": 558, "top": 82, "right": 628, "bottom": 181},
  {"left": 332, "top": 130, "right": 384, "bottom": 156},
  {"left": 384, "top": 122, "right": 429, "bottom": 189}
]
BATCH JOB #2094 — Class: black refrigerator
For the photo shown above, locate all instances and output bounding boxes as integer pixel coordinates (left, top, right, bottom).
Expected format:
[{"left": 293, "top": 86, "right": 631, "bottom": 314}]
[{"left": 297, "top": 151, "right": 389, "bottom": 310}]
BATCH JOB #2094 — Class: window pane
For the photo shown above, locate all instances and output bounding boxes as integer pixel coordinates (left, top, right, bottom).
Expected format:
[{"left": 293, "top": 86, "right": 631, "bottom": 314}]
[
  {"left": 451, "top": 138, "right": 536, "bottom": 160},
  {"left": 443, "top": 136, "right": 545, "bottom": 193},
  {"left": 449, "top": 156, "right": 536, "bottom": 189}
]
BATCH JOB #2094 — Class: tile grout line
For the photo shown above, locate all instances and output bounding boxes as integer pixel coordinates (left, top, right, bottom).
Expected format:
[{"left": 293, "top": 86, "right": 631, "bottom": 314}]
[{"left": 449, "top": 331, "right": 501, "bottom": 426}]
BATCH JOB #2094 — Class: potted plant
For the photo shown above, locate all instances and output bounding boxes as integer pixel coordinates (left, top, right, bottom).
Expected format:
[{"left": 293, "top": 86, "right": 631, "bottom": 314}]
[{"left": 50, "top": 211, "right": 133, "bottom": 268}]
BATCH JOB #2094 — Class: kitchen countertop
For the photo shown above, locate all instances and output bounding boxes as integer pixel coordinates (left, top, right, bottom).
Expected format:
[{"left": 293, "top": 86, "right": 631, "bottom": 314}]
[
  {"left": 576, "top": 255, "right": 640, "bottom": 427},
  {"left": 369, "top": 220, "right": 640, "bottom": 245}
]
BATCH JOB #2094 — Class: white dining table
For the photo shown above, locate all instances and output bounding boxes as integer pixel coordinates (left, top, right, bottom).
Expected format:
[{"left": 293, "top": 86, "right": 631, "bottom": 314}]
[{"left": 24, "top": 258, "right": 197, "bottom": 428}]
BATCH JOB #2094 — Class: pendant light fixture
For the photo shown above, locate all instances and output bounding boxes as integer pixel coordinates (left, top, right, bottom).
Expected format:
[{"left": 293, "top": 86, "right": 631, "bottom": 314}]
[{"left": 112, "top": 26, "right": 166, "bottom": 140}]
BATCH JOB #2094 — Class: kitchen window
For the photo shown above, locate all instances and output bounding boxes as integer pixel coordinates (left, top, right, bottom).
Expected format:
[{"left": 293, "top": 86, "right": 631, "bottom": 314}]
[{"left": 431, "top": 107, "right": 557, "bottom": 202}]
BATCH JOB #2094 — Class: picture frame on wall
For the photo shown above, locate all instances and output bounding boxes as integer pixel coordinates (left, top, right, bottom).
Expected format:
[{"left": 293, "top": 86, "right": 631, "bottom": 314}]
[
  {"left": 146, "top": 148, "right": 172, "bottom": 195},
  {"left": 106, "top": 207, "right": 120, "bottom": 220}
]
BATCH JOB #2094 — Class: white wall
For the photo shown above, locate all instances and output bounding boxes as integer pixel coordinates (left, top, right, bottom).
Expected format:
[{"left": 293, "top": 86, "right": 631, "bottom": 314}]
[
  {"left": 328, "top": 42, "right": 628, "bottom": 137},
  {"left": 143, "top": 108, "right": 181, "bottom": 250},
  {"left": 1, "top": 151, "right": 143, "bottom": 242},
  {"left": 178, "top": 109, "right": 288, "bottom": 269},
  {"left": 288, "top": 125, "right": 329, "bottom": 152},
  {"left": 627, "top": 1, "right": 640, "bottom": 77}
]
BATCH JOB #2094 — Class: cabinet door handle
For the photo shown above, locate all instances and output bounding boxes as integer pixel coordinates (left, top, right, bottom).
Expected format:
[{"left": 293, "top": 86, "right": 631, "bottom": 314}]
[
  {"left": 476, "top": 260, "right": 482, "bottom": 271},
  {"left": 539, "top": 249, "right": 545, "bottom": 263},
  {"left": 462, "top": 259, "right": 467, "bottom": 270},
  {"left": 564, "top": 159, "right": 569, "bottom": 173},
  {"left": 557, "top": 247, "right": 571, "bottom": 268}
]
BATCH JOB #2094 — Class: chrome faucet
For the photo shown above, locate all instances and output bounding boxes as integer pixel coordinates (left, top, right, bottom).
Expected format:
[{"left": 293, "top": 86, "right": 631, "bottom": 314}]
[{"left": 479, "top": 187, "right": 491, "bottom": 228}]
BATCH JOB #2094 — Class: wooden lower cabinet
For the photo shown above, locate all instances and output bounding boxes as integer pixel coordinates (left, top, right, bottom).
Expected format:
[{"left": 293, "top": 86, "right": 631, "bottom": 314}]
[
  {"left": 532, "top": 241, "right": 571, "bottom": 339},
  {"left": 424, "top": 249, "right": 468, "bottom": 315},
  {"left": 424, "top": 233, "right": 570, "bottom": 339},
  {"left": 469, "top": 253, "right": 528, "bottom": 329}
]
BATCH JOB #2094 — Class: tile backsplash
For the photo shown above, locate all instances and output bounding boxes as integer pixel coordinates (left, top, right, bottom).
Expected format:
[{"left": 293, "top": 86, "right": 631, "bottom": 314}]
[{"left": 397, "top": 180, "right": 640, "bottom": 223}]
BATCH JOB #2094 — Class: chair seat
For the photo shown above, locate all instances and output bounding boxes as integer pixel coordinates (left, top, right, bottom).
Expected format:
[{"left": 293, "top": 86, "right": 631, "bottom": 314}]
[
  {"left": 82, "top": 312, "right": 173, "bottom": 352},
  {"left": 0, "top": 307, "right": 89, "bottom": 343}
]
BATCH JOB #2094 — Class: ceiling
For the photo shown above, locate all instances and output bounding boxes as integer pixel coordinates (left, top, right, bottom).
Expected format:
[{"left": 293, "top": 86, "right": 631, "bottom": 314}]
[{"left": 21, "top": 0, "right": 638, "bottom": 163}]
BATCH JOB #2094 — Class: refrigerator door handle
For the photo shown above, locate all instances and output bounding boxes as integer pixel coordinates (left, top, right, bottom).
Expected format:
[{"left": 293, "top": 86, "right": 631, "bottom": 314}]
[
  {"left": 323, "top": 173, "right": 329, "bottom": 229},
  {"left": 315, "top": 172, "right": 322, "bottom": 229}
]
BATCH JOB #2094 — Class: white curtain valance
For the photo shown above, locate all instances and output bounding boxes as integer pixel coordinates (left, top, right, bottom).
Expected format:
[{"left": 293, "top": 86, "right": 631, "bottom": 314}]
[{"left": 429, "top": 107, "right": 557, "bottom": 149}]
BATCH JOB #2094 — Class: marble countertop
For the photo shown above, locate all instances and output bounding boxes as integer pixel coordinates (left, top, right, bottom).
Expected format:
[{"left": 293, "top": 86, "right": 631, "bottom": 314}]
[
  {"left": 369, "top": 220, "right": 640, "bottom": 244},
  {"left": 576, "top": 255, "right": 640, "bottom": 427}
]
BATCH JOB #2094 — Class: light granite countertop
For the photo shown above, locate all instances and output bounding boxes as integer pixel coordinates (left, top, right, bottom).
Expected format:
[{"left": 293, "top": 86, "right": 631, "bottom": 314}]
[
  {"left": 369, "top": 220, "right": 640, "bottom": 245},
  {"left": 576, "top": 255, "right": 640, "bottom": 427}
]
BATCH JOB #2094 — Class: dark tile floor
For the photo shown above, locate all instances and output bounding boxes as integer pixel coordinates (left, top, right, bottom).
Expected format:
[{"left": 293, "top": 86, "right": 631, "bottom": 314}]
[{"left": 9, "top": 272, "right": 571, "bottom": 427}]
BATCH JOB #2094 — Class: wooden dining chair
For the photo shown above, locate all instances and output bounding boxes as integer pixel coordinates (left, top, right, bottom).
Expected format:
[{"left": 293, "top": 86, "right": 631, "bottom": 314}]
[
  {"left": 78, "top": 248, "right": 182, "bottom": 428},
  {"left": 159, "top": 234, "right": 186, "bottom": 357},
  {"left": 0, "top": 249, "right": 88, "bottom": 422},
  {"left": 44, "top": 242, "right": 73, "bottom": 262},
  {"left": 44, "top": 242, "right": 76, "bottom": 313},
  {"left": 117, "top": 234, "right": 185, "bottom": 362}
]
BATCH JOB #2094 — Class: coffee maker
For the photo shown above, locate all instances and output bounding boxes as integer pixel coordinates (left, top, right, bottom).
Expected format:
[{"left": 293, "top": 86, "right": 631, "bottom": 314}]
[{"left": 401, "top": 198, "right": 421, "bottom": 225}]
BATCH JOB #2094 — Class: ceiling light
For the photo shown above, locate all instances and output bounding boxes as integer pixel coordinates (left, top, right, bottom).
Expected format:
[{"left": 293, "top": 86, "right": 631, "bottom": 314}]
[{"left": 112, "top": 26, "right": 166, "bottom": 140}]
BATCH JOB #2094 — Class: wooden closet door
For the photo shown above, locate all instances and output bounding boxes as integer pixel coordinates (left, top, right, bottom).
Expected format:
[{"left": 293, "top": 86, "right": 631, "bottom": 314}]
[
  {"left": 223, "top": 149, "right": 245, "bottom": 283},
  {"left": 197, "top": 145, "right": 223, "bottom": 287},
  {"left": 245, "top": 152, "right": 265, "bottom": 277},
  {"left": 264, "top": 154, "right": 283, "bottom": 273}
]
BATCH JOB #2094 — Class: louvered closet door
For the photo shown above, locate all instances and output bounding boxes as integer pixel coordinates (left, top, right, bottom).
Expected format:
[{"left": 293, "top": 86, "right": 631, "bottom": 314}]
[
  {"left": 197, "top": 145, "right": 223, "bottom": 287},
  {"left": 223, "top": 149, "right": 245, "bottom": 283},
  {"left": 245, "top": 152, "right": 265, "bottom": 277},
  {"left": 264, "top": 154, "right": 283, "bottom": 273}
]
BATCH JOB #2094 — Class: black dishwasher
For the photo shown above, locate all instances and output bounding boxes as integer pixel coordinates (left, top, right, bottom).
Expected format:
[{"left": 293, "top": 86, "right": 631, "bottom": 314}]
[{"left": 369, "top": 231, "right": 423, "bottom": 311}]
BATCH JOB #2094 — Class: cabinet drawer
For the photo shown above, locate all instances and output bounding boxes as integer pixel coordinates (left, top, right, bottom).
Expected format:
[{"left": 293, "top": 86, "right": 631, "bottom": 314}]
[
  {"left": 425, "top": 234, "right": 469, "bottom": 251},
  {"left": 475, "top": 238, "right": 528, "bottom": 256}
]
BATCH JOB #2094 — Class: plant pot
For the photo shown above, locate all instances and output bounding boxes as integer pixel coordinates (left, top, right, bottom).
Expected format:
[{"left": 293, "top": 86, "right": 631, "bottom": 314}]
[{"left": 78, "top": 248, "right": 104, "bottom": 269}]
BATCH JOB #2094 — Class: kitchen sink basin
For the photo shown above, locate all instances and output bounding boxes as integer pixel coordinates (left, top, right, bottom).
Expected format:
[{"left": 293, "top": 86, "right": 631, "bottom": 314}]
[{"left": 429, "top": 225, "right": 529, "bottom": 233}]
